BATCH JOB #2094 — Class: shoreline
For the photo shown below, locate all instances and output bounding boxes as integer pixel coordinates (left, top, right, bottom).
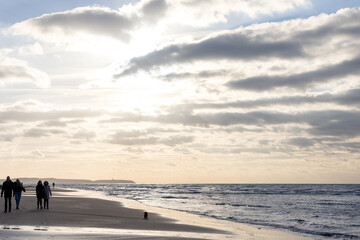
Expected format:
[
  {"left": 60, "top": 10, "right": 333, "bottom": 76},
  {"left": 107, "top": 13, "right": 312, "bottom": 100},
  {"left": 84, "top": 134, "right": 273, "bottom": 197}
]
[{"left": 0, "top": 187, "right": 312, "bottom": 239}]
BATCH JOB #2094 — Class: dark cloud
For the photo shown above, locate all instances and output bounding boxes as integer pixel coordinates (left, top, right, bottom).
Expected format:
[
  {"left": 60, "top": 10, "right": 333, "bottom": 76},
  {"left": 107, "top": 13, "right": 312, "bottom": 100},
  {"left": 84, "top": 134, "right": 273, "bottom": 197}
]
[
  {"left": 293, "top": 8, "right": 360, "bottom": 42},
  {"left": 106, "top": 130, "right": 194, "bottom": 146},
  {"left": 103, "top": 109, "right": 360, "bottom": 138},
  {"left": 227, "top": 56, "right": 360, "bottom": 91},
  {"left": 28, "top": 7, "right": 134, "bottom": 41},
  {"left": 72, "top": 130, "right": 96, "bottom": 140},
  {"left": 285, "top": 137, "right": 315, "bottom": 147},
  {"left": 159, "top": 70, "right": 229, "bottom": 81},
  {"left": 313, "top": 137, "right": 343, "bottom": 143},
  {"left": 41, "top": 120, "right": 68, "bottom": 127},
  {"left": 106, "top": 110, "right": 289, "bottom": 126},
  {"left": 0, "top": 65, "right": 35, "bottom": 81},
  {"left": 336, "top": 88, "right": 360, "bottom": 105},
  {"left": 306, "top": 116, "right": 360, "bottom": 138},
  {"left": 23, "top": 128, "right": 65, "bottom": 137},
  {"left": 163, "top": 135, "right": 194, "bottom": 146},
  {"left": 14, "top": 2, "right": 170, "bottom": 42},
  {"left": 108, "top": 136, "right": 159, "bottom": 145},
  {"left": 141, "top": 0, "right": 168, "bottom": 22},
  {"left": 114, "top": 8, "right": 360, "bottom": 79},
  {"left": 175, "top": 88, "right": 360, "bottom": 110},
  {"left": 0, "top": 109, "right": 104, "bottom": 123},
  {"left": 327, "top": 142, "right": 360, "bottom": 153},
  {"left": 218, "top": 125, "right": 265, "bottom": 133},
  {"left": 0, "top": 64, "right": 48, "bottom": 88},
  {"left": 0, "top": 133, "right": 16, "bottom": 142},
  {"left": 105, "top": 110, "right": 282, "bottom": 126},
  {"left": 196, "top": 111, "right": 297, "bottom": 126},
  {"left": 114, "top": 32, "right": 304, "bottom": 77},
  {"left": 301, "top": 110, "right": 360, "bottom": 138},
  {"left": 196, "top": 146, "right": 271, "bottom": 154}
]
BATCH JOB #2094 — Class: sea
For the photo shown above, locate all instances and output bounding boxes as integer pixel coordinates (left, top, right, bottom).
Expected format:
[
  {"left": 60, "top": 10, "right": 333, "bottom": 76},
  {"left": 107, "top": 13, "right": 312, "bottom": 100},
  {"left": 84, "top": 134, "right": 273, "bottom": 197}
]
[{"left": 62, "top": 184, "right": 360, "bottom": 239}]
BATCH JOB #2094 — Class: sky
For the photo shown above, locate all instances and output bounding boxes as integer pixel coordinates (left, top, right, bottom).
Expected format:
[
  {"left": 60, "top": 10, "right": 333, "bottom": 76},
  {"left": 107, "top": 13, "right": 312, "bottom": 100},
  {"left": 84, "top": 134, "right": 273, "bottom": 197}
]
[{"left": 0, "top": 0, "right": 359, "bottom": 184}]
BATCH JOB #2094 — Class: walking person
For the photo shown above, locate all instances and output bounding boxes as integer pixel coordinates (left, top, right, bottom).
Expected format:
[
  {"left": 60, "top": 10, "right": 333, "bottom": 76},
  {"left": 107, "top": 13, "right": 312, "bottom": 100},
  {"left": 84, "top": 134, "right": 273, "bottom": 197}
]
[
  {"left": 1, "top": 176, "right": 14, "bottom": 213},
  {"left": 13, "top": 179, "right": 26, "bottom": 210},
  {"left": 36, "top": 180, "right": 45, "bottom": 209},
  {"left": 43, "top": 181, "right": 52, "bottom": 209}
]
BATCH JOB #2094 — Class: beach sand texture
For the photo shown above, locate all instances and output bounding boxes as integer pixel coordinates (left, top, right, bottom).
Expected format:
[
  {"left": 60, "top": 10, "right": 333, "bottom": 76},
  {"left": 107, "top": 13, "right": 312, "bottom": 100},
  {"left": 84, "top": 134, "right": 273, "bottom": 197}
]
[{"left": 0, "top": 188, "right": 311, "bottom": 239}]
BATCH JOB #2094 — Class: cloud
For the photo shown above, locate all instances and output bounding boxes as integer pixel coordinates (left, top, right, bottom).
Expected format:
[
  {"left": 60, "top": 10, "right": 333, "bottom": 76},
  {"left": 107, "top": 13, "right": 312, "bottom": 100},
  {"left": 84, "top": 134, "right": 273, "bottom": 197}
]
[
  {"left": 114, "top": 7, "right": 360, "bottom": 80},
  {"left": 198, "top": 110, "right": 360, "bottom": 139},
  {"left": 12, "top": 6, "right": 136, "bottom": 43},
  {"left": 0, "top": 109, "right": 104, "bottom": 123},
  {"left": 227, "top": 56, "right": 360, "bottom": 91},
  {"left": 328, "top": 142, "right": 360, "bottom": 153},
  {"left": 0, "top": 56, "right": 50, "bottom": 88},
  {"left": 305, "top": 111, "right": 360, "bottom": 138},
  {"left": 23, "top": 128, "right": 66, "bottom": 137},
  {"left": 292, "top": 8, "right": 360, "bottom": 41},
  {"left": 336, "top": 88, "right": 360, "bottom": 106},
  {"left": 17, "top": 42, "right": 44, "bottom": 56},
  {"left": 195, "top": 111, "right": 297, "bottom": 126},
  {"left": 135, "top": 0, "right": 168, "bottom": 22},
  {"left": 103, "top": 109, "right": 360, "bottom": 138},
  {"left": 41, "top": 120, "right": 68, "bottom": 127},
  {"left": 160, "top": 0, "right": 311, "bottom": 26},
  {"left": 32, "top": 150, "right": 46, "bottom": 158},
  {"left": 178, "top": 87, "right": 360, "bottom": 110},
  {"left": 196, "top": 146, "right": 271, "bottom": 154},
  {"left": 0, "top": 133, "right": 16, "bottom": 142},
  {"left": 159, "top": 70, "right": 230, "bottom": 81},
  {"left": 103, "top": 110, "right": 297, "bottom": 127},
  {"left": 72, "top": 129, "right": 96, "bottom": 140},
  {"left": 285, "top": 137, "right": 315, "bottom": 147},
  {"left": 9, "top": 0, "right": 310, "bottom": 55},
  {"left": 115, "top": 31, "right": 304, "bottom": 77},
  {"left": 106, "top": 129, "right": 194, "bottom": 146},
  {"left": 108, "top": 136, "right": 159, "bottom": 146},
  {"left": 164, "top": 135, "right": 194, "bottom": 146},
  {"left": 10, "top": 1, "right": 167, "bottom": 45}
]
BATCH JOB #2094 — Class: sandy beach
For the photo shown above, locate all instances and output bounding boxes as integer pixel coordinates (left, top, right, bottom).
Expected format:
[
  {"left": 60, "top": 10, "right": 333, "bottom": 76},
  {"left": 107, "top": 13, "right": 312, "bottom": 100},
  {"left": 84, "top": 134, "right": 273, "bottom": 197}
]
[{"left": 0, "top": 187, "right": 312, "bottom": 239}]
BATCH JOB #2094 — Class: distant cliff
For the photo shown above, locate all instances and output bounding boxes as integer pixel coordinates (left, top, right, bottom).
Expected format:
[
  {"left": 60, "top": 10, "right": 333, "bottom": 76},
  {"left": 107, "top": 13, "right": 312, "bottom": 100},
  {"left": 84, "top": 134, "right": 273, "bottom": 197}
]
[{"left": 14, "top": 178, "right": 135, "bottom": 185}]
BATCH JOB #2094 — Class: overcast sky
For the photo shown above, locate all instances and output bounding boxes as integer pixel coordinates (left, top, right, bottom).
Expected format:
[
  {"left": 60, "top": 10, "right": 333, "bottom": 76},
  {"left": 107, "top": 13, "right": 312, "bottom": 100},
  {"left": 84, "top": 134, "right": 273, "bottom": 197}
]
[{"left": 0, "top": 0, "right": 359, "bottom": 184}]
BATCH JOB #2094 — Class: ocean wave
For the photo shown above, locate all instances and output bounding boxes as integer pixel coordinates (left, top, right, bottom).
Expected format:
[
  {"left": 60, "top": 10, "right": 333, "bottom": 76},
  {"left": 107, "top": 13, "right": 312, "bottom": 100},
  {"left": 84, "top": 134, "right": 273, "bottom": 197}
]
[
  {"left": 63, "top": 184, "right": 360, "bottom": 240},
  {"left": 161, "top": 196, "right": 189, "bottom": 199},
  {"left": 247, "top": 204, "right": 271, "bottom": 208}
]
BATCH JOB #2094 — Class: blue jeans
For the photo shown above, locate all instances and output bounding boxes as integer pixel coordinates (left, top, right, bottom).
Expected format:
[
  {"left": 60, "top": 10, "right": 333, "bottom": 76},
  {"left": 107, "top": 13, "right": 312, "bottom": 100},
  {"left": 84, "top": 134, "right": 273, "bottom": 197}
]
[{"left": 14, "top": 192, "right": 22, "bottom": 208}]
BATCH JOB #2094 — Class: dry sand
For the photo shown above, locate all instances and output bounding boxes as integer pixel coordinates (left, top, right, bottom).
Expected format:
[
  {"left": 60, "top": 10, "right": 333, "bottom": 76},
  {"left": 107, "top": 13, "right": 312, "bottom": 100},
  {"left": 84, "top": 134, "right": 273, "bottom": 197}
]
[{"left": 0, "top": 187, "right": 312, "bottom": 239}]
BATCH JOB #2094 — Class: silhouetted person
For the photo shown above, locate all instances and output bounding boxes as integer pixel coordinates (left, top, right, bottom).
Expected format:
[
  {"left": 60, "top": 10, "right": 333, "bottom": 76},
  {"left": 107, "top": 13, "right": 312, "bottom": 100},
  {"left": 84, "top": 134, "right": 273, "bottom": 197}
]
[
  {"left": 52, "top": 182, "right": 55, "bottom": 189},
  {"left": 36, "top": 180, "right": 45, "bottom": 209},
  {"left": 1, "top": 176, "right": 14, "bottom": 213},
  {"left": 144, "top": 211, "right": 148, "bottom": 220},
  {"left": 13, "top": 179, "right": 26, "bottom": 210},
  {"left": 43, "top": 181, "right": 52, "bottom": 209}
]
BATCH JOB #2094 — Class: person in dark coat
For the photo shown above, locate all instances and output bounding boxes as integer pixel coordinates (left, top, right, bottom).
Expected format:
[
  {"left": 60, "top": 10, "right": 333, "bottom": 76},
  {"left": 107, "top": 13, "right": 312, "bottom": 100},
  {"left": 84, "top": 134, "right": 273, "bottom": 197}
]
[
  {"left": 1, "top": 176, "right": 14, "bottom": 213},
  {"left": 36, "top": 180, "right": 45, "bottom": 209},
  {"left": 13, "top": 179, "right": 26, "bottom": 209}
]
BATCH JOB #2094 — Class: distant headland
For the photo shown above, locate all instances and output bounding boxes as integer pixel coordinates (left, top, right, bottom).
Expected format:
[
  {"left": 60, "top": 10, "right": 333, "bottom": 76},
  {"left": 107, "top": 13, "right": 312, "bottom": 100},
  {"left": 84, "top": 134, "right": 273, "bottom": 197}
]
[{"left": 13, "top": 178, "right": 135, "bottom": 185}]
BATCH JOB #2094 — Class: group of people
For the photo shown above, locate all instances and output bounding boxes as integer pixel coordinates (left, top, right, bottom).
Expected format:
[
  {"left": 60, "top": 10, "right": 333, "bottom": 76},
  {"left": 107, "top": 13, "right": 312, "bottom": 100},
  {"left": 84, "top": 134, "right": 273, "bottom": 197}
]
[
  {"left": 0, "top": 176, "right": 53, "bottom": 213},
  {"left": 36, "top": 180, "right": 52, "bottom": 209}
]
